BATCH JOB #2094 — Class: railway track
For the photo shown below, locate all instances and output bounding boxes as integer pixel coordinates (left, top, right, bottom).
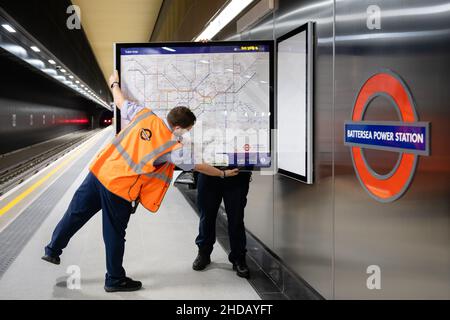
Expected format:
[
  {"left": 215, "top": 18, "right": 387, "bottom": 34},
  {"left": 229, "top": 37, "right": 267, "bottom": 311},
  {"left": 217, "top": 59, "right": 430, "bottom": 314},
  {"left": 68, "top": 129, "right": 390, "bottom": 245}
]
[{"left": 0, "top": 130, "right": 100, "bottom": 196}]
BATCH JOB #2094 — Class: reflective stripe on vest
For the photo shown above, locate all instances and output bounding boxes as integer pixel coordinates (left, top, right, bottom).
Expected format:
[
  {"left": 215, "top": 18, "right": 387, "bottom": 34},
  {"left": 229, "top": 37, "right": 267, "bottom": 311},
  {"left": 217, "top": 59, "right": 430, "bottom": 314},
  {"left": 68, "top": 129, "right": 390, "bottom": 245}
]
[
  {"left": 89, "top": 108, "right": 181, "bottom": 212},
  {"left": 112, "top": 139, "right": 178, "bottom": 174},
  {"left": 144, "top": 162, "right": 173, "bottom": 184}
]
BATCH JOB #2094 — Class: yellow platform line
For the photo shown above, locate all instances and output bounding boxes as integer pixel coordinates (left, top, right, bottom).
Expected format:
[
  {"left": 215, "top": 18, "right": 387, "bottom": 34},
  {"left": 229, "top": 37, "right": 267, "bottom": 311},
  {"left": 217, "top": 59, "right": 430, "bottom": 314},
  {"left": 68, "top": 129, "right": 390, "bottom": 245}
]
[{"left": 0, "top": 132, "right": 103, "bottom": 217}]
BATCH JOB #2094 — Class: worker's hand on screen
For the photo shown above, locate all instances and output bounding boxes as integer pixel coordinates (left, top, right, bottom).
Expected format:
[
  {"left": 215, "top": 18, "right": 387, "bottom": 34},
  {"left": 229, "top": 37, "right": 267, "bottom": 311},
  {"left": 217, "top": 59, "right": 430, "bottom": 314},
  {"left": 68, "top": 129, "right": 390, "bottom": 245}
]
[
  {"left": 225, "top": 168, "right": 239, "bottom": 177},
  {"left": 109, "top": 70, "right": 119, "bottom": 88}
]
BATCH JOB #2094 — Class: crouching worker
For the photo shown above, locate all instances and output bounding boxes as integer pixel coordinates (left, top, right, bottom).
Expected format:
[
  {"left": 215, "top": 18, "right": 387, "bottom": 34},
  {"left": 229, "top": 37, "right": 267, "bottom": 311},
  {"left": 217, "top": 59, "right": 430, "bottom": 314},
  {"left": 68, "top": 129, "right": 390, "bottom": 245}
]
[{"left": 42, "top": 71, "right": 238, "bottom": 293}]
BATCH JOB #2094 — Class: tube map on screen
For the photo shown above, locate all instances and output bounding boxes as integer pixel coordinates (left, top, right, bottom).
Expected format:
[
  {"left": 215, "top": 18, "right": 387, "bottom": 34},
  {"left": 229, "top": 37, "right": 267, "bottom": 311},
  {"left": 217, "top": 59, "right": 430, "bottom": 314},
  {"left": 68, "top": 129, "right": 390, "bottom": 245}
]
[{"left": 119, "top": 45, "right": 271, "bottom": 167}]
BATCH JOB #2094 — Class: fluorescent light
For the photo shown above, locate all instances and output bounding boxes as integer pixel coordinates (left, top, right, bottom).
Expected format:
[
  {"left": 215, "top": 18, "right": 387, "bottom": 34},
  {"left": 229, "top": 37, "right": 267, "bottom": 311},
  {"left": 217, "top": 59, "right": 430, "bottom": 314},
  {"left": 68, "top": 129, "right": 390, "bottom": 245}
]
[
  {"left": 30, "top": 46, "right": 41, "bottom": 52},
  {"left": 43, "top": 68, "right": 57, "bottom": 76},
  {"left": 75, "top": 80, "right": 80, "bottom": 84},
  {"left": 48, "top": 59, "right": 56, "bottom": 65},
  {"left": 194, "top": 0, "right": 255, "bottom": 41},
  {"left": 69, "top": 75, "right": 74, "bottom": 79},
  {"left": 162, "top": 46, "right": 176, "bottom": 52},
  {"left": 2, "top": 44, "right": 27, "bottom": 58},
  {"left": 199, "top": 60, "right": 210, "bottom": 64},
  {"left": 60, "top": 69, "right": 66, "bottom": 73},
  {"left": 25, "top": 58, "right": 45, "bottom": 69},
  {"left": 2, "top": 24, "right": 16, "bottom": 33}
]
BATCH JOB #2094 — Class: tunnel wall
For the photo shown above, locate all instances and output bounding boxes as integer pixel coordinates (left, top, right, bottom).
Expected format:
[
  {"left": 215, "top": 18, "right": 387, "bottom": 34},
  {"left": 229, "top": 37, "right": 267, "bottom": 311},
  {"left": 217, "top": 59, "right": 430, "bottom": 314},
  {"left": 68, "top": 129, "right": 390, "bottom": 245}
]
[
  {"left": 0, "top": 50, "right": 100, "bottom": 155},
  {"left": 221, "top": 0, "right": 450, "bottom": 299},
  {"left": 0, "top": 97, "right": 90, "bottom": 155}
]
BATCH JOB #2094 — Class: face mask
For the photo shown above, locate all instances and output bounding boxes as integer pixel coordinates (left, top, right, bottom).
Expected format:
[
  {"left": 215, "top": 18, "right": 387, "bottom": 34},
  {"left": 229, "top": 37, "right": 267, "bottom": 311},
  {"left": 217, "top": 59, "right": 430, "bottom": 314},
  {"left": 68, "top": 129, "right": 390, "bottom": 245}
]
[{"left": 173, "top": 128, "right": 188, "bottom": 138}]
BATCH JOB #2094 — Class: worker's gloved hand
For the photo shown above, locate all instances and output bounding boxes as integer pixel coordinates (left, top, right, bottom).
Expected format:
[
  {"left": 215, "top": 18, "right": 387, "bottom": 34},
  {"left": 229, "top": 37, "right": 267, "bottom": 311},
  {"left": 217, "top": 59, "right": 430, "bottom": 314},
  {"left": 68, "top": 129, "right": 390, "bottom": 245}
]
[{"left": 225, "top": 168, "right": 239, "bottom": 177}]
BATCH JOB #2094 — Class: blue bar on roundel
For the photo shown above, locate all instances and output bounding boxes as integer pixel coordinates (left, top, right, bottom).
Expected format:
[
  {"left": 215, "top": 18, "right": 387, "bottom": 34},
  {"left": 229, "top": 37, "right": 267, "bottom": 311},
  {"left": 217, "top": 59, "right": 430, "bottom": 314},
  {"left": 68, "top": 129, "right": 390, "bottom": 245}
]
[{"left": 344, "top": 122, "right": 429, "bottom": 155}]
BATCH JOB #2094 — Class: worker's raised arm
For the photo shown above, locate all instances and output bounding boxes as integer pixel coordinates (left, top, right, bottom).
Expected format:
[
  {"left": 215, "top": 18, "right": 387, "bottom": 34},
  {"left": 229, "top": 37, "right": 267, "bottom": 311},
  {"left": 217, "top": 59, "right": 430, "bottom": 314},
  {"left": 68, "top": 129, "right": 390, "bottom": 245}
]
[{"left": 109, "top": 70, "right": 126, "bottom": 109}]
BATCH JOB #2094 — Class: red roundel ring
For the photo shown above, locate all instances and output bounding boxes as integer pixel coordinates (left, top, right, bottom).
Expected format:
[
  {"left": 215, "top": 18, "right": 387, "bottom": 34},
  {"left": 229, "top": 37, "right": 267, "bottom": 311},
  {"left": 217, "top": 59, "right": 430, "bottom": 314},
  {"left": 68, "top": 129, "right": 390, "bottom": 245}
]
[{"left": 350, "top": 71, "right": 418, "bottom": 202}]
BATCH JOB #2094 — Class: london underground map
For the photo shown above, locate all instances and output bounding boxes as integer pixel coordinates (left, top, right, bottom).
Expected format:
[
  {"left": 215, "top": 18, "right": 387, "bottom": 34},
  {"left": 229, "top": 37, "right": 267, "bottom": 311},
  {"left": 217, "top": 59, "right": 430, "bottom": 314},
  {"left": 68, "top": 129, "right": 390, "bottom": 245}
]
[{"left": 118, "top": 44, "right": 272, "bottom": 167}]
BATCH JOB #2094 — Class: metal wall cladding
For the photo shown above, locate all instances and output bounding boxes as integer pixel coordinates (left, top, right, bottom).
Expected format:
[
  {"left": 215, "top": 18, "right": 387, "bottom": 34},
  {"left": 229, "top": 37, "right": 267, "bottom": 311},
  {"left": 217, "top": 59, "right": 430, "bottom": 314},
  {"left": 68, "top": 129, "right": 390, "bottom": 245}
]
[
  {"left": 226, "top": 0, "right": 450, "bottom": 299},
  {"left": 334, "top": 0, "right": 450, "bottom": 299},
  {"left": 228, "top": 0, "right": 335, "bottom": 299}
]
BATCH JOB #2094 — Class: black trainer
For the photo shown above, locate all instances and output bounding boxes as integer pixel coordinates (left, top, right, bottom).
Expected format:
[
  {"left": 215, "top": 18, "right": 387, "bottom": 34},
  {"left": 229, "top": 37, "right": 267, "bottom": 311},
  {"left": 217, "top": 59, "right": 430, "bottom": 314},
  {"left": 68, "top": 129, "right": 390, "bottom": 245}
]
[
  {"left": 104, "top": 277, "right": 142, "bottom": 293},
  {"left": 192, "top": 252, "right": 211, "bottom": 271},
  {"left": 41, "top": 255, "right": 60, "bottom": 265},
  {"left": 233, "top": 260, "right": 250, "bottom": 279}
]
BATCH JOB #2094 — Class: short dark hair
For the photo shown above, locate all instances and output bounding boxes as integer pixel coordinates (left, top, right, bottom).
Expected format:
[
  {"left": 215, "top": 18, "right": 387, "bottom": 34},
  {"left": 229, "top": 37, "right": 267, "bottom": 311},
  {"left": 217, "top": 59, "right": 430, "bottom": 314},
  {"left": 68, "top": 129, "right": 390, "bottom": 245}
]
[{"left": 167, "top": 106, "right": 196, "bottom": 129}]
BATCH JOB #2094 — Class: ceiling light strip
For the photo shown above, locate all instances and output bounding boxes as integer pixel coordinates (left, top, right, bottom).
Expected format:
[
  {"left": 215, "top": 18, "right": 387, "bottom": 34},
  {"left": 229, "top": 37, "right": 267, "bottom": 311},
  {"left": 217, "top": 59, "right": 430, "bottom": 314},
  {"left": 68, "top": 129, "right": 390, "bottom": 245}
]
[{"left": 194, "top": 0, "right": 256, "bottom": 41}]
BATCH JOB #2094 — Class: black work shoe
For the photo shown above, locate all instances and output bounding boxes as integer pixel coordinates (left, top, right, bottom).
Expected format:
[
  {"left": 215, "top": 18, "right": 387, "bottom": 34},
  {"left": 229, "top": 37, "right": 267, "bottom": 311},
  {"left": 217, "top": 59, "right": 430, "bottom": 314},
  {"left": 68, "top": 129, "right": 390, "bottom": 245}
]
[
  {"left": 41, "top": 255, "right": 60, "bottom": 265},
  {"left": 233, "top": 260, "right": 250, "bottom": 279},
  {"left": 104, "top": 277, "right": 142, "bottom": 293},
  {"left": 192, "top": 253, "right": 211, "bottom": 271}
]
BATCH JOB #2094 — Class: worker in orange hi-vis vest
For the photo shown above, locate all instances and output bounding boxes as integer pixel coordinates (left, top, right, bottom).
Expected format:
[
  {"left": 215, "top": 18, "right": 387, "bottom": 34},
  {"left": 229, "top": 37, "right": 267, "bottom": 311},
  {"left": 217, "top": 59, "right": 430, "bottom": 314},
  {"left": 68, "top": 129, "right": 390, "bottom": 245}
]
[{"left": 42, "top": 70, "right": 239, "bottom": 293}]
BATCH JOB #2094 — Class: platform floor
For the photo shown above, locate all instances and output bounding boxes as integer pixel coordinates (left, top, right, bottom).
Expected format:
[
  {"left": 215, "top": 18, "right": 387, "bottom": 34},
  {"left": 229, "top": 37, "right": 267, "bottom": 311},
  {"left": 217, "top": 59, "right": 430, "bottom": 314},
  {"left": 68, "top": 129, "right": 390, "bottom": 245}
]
[{"left": 0, "top": 128, "right": 260, "bottom": 300}]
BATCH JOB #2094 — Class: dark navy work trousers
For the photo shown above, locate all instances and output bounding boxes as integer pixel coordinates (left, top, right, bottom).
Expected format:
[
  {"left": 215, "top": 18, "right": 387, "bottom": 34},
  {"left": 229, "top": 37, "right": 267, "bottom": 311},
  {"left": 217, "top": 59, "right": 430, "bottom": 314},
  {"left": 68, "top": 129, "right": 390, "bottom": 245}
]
[
  {"left": 45, "top": 172, "right": 132, "bottom": 286},
  {"left": 195, "top": 172, "right": 251, "bottom": 263}
]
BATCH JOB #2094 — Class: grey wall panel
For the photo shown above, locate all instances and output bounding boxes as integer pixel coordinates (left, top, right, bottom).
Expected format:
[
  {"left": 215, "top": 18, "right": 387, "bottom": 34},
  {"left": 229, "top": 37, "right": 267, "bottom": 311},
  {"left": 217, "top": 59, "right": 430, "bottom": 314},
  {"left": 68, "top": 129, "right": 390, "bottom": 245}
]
[
  {"left": 272, "top": 0, "right": 334, "bottom": 300},
  {"left": 334, "top": 0, "right": 450, "bottom": 299},
  {"left": 245, "top": 174, "right": 274, "bottom": 250},
  {"left": 225, "top": 0, "right": 335, "bottom": 299}
]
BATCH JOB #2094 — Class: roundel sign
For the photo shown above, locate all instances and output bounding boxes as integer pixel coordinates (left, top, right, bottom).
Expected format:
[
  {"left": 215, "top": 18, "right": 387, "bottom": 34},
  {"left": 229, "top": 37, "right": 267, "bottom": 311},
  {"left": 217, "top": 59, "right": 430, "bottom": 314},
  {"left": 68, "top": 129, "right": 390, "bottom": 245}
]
[{"left": 344, "top": 71, "right": 430, "bottom": 202}]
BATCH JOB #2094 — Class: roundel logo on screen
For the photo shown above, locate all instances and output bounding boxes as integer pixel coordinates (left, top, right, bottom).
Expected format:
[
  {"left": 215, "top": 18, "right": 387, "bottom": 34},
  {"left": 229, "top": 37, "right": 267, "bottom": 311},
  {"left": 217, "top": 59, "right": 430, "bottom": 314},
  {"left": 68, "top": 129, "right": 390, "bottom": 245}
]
[{"left": 344, "top": 70, "right": 430, "bottom": 202}]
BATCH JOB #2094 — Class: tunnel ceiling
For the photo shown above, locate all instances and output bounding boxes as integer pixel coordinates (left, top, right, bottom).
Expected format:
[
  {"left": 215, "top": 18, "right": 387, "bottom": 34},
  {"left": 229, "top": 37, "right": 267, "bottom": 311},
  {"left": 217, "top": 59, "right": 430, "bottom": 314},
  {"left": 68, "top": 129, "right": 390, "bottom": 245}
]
[
  {"left": 0, "top": 47, "right": 101, "bottom": 112},
  {"left": 71, "top": 0, "right": 164, "bottom": 82},
  {"left": 0, "top": 0, "right": 111, "bottom": 105}
]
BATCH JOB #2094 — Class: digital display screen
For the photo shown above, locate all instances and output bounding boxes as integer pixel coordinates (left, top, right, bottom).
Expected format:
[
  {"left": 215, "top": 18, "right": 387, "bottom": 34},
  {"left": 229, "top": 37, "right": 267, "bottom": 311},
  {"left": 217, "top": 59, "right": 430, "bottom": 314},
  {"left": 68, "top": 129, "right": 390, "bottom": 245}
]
[
  {"left": 276, "top": 22, "right": 314, "bottom": 183},
  {"left": 116, "top": 42, "right": 273, "bottom": 169}
]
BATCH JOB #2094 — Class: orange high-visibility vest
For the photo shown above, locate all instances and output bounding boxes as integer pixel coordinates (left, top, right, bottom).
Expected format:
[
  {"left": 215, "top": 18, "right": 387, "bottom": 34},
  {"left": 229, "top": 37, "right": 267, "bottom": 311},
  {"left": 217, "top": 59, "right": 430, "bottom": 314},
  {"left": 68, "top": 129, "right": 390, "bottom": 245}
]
[{"left": 90, "top": 108, "right": 182, "bottom": 213}]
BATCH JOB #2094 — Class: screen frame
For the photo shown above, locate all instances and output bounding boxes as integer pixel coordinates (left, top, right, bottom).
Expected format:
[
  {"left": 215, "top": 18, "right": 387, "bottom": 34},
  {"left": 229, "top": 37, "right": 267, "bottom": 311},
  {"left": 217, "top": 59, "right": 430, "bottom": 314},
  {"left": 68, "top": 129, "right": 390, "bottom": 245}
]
[
  {"left": 114, "top": 40, "right": 274, "bottom": 171},
  {"left": 276, "top": 21, "right": 315, "bottom": 184}
]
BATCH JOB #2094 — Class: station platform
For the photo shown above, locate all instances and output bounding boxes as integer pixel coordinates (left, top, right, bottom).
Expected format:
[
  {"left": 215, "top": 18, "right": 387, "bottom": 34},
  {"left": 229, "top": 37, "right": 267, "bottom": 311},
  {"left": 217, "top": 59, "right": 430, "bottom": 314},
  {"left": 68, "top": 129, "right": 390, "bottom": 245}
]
[{"left": 0, "top": 128, "right": 260, "bottom": 300}]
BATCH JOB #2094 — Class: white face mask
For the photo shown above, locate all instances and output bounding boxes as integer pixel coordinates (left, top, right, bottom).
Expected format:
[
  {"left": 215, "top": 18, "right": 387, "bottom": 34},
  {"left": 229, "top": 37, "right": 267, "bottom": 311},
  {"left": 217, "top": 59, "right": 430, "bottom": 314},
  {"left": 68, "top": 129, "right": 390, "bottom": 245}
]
[{"left": 173, "top": 128, "right": 188, "bottom": 138}]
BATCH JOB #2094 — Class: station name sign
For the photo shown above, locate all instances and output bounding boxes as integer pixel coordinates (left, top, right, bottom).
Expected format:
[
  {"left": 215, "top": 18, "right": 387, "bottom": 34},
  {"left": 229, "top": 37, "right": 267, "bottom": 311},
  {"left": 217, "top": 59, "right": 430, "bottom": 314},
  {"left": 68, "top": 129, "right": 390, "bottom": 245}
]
[{"left": 345, "top": 121, "right": 430, "bottom": 156}]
